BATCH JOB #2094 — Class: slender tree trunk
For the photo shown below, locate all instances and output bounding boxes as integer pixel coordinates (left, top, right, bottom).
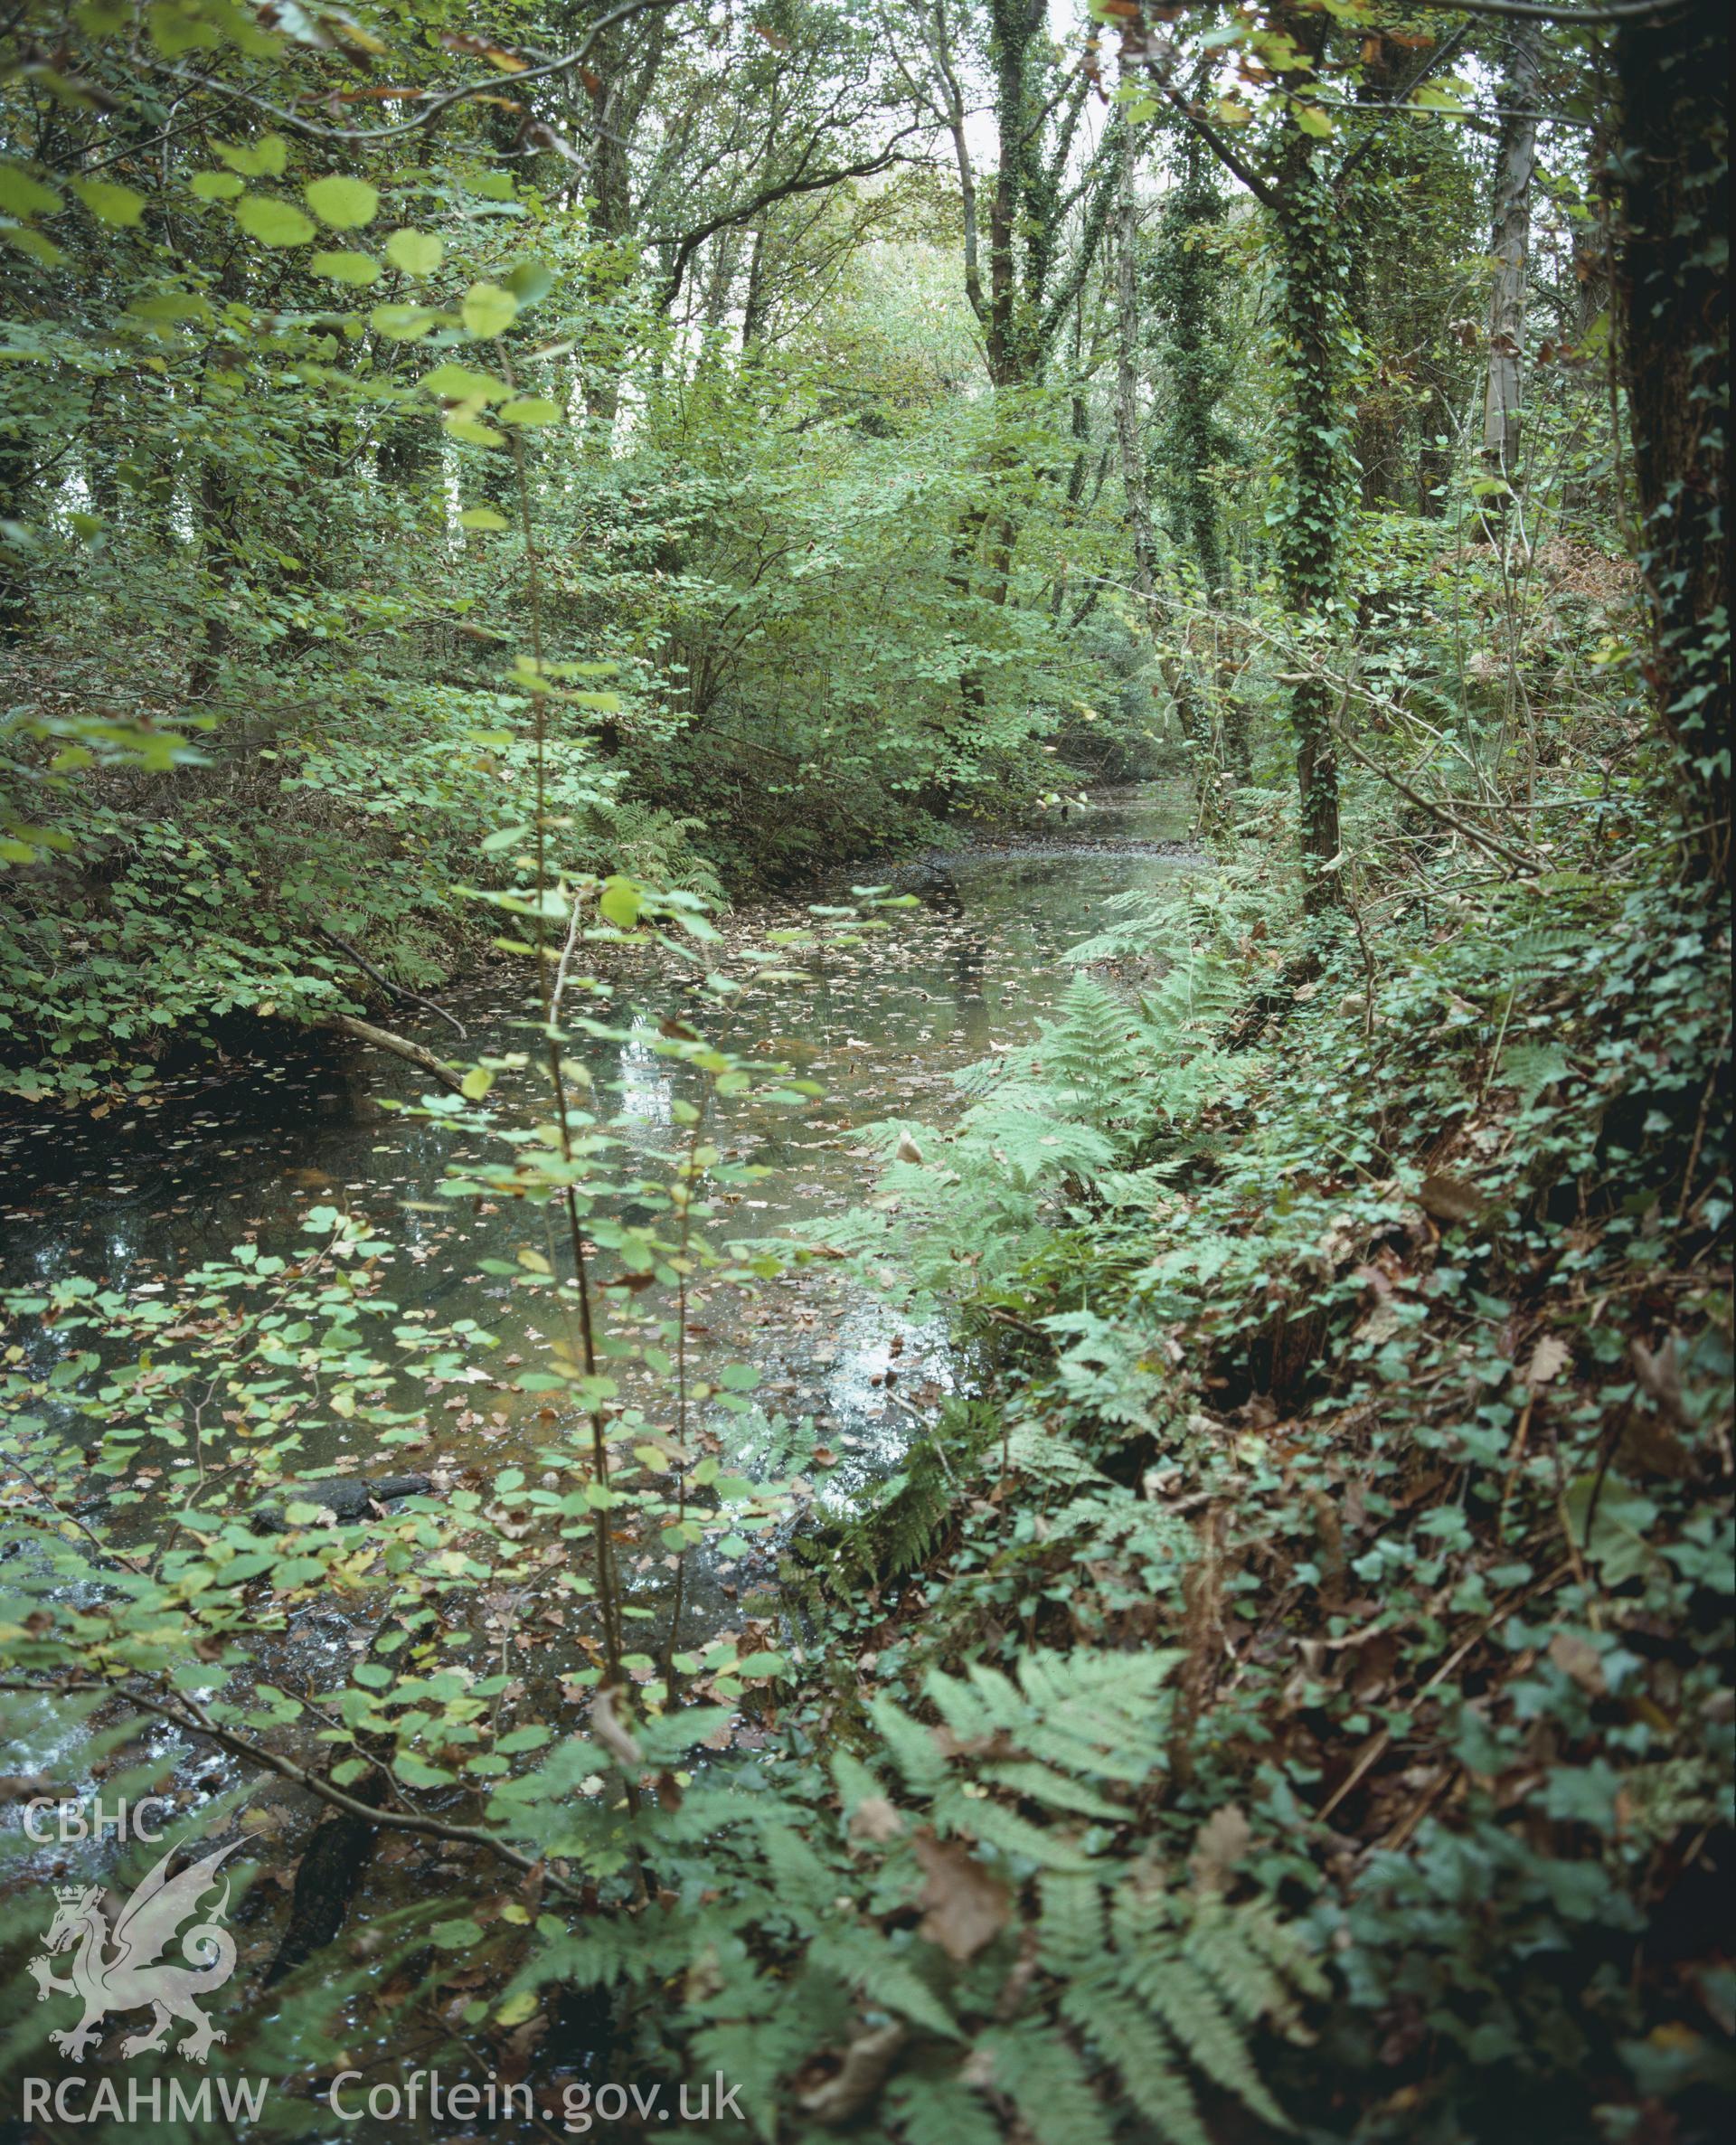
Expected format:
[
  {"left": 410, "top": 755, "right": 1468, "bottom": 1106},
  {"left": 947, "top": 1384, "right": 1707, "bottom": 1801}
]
[
  {"left": 1610, "top": 0, "right": 1730, "bottom": 885},
  {"left": 1481, "top": 22, "right": 1543, "bottom": 498},
  {"left": 186, "top": 454, "right": 238, "bottom": 702},
  {"left": 1151, "top": 131, "right": 1230, "bottom": 599},
  {"left": 1113, "top": 135, "right": 1214, "bottom": 817},
  {"left": 1114, "top": 149, "right": 1158, "bottom": 604},
  {"left": 0, "top": 417, "right": 33, "bottom": 641},
  {"left": 741, "top": 220, "right": 768, "bottom": 352},
  {"left": 1271, "top": 112, "right": 1346, "bottom": 910}
]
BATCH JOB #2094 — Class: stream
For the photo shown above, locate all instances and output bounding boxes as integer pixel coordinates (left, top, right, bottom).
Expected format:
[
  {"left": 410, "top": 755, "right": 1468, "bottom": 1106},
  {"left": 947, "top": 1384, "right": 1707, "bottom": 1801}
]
[{"left": 0, "top": 781, "right": 1194, "bottom": 2005}]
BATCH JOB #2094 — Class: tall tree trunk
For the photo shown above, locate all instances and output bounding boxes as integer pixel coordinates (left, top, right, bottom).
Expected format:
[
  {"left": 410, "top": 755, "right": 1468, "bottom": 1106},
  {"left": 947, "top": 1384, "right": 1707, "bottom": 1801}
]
[
  {"left": 1157, "top": 133, "right": 1229, "bottom": 599},
  {"left": 1481, "top": 22, "right": 1543, "bottom": 498},
  {"left": 0, "top": 415, "right": 33, "bottom": 641},
  {"left": 741, "top": 220, "right": 769, "bottom": 352},
  {"left": 1610, "top": 0, "right": 1729, "bottom": 886},
  {"left": 1112, "top": 134, "right": 1214, "bottom": 815},
  {"left": 1113, "top": 149, "right": 1158, "bottom": 605},
  {"left": 186, "top": 453, "right": 238, "bottom": 703},
  {"left": 985, "top": 0, "right": 1043, "bottom": 389},
  {"left": 1270, "top": 62, "right": 1346, "bottom": 912}
]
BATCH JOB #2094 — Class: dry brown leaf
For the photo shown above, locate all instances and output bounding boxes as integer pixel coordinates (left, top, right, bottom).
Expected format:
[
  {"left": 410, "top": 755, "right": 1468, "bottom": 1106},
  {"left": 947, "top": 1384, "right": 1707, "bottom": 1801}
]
[
  {"left": 1547, "top": 1630, "right": 1607, "bottom": 1696},
  {"left": 913, "top": 1829, "right": 1010, "bottom": 1961},
  {"left": 1189, "top": 1803, "right": 1252, "bottom": 1895},
  {"left": 797, "top": 2021, "right": 906, "bottom": 2125},
  {"left": 1525, "top": 1334, "right": 1571, "bottom": 1387},
  {"left": 1419, "top": 1172, "right": 1485, "bottom": 1224},
  {"left": 847, "top": 1796, "right": 904, "bottom": 1845}
]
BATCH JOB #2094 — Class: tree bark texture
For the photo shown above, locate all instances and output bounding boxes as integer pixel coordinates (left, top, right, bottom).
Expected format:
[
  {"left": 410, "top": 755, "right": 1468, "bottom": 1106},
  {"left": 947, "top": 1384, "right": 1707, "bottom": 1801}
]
[
  {"left": 1271, "top": 120, "right": 1345, "bottom": 909},
  {"left": 1610, "top": 0, "right": 1730, "bottom": 885},
  {"left": 1482, "top": 22, "right": 1543, "bottom": 492}
]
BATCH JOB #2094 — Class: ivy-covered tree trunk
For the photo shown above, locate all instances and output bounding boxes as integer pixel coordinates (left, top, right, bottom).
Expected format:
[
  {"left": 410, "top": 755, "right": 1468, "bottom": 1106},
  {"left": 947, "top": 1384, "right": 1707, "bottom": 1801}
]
[
  {"left": 1271, "top": 133, "right": 1347, "bottom": 912},
  {"left": 0, "top": 414, "right": 31, "bottom": 641},
  {"left": 984, "top": 0, "right": 1043, "bottom": 392},
  {"left": 1113, "top": 135, "right": 1216, "bottom": 822},
  {"left": 1610, "top": 0, "right": 1730, "bottom": 887},
  {"left": 1482, "top": 21, "right": 1543, "bottom": 499},
  {"left": 1151, "top": 132, "right": 1229, "bottom": 601}
]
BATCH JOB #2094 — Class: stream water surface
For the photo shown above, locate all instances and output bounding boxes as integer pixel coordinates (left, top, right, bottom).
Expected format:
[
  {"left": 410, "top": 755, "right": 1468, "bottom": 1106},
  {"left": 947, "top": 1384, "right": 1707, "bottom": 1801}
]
[{"left": 0, "top": 782, "right": 1194, "bottom": 2012}]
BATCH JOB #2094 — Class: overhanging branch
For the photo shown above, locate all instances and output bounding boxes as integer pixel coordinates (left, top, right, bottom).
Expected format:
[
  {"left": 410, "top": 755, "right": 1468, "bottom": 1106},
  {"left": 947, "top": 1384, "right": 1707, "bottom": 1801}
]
[
  {"left": 149, "top": 0, "right": 681, "bottom": 146},
  {"left": 656, "top": 122, "right": 926, "bottom": 312}
]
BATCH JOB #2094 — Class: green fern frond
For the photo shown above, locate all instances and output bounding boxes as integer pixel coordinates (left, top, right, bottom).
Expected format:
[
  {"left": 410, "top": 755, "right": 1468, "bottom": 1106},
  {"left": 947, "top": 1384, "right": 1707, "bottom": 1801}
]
[
  {"left": 885, "top": 2071, "right": 1008, "bottom": 2145},
  {"left": 810, "top": 1925, "right": 961, "bottom": 2042},
  {"left": 1129, "top": 1957, "right": 1291, "bottom": 2131},
  {"left": 1061, "top": 1987, "right": 1211, "bottom": 2145},
  {"left": 1183, "top": 1896, "right": 1294, "bottom": 2025},
  {"left": 976, "top": 2025, "right": 1119, "bottom": 2145},
  {"left": 869, "top": 1690, "right": 951, "bottom": 1797},
  {"left": 1037, "top": 1874, "right": 1108, "bottom": 1974}
]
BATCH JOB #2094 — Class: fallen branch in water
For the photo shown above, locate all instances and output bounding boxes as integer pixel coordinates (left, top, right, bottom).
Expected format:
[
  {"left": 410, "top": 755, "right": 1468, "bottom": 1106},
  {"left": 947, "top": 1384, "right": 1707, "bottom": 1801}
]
[
  {"left": 313, "top": 921, "right": 467, "bottom": 1038},
  {"left": 313, "top": 1012, "right": 466, "bottom": 1093},
  {"left": 0, "top": 1675, "right": 586, "bottom": 1905}
]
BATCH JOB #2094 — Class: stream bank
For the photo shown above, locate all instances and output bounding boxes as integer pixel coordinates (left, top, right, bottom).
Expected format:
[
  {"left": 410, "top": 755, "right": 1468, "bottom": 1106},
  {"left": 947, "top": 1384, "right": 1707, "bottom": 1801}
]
[{"left": 1, "top": 782, "right": 1198, "bottom": 1971}]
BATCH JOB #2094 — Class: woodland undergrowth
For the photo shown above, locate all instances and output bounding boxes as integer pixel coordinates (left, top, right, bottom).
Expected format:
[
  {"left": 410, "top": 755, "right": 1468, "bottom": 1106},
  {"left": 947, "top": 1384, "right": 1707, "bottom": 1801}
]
[{"left": 818, "top": 784, "right": 1733, "bottom": 2143}]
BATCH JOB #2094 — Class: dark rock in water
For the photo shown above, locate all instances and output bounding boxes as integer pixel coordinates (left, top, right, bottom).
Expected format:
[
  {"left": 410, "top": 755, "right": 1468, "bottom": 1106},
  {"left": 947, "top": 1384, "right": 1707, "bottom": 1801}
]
[{"left": 250, "top": 1473, "right": 433, "bottom": 1536}]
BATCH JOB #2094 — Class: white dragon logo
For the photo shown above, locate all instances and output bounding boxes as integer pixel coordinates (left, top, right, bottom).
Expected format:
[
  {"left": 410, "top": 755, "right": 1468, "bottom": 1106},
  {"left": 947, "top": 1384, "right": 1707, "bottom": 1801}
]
[{"left": 27, "top": 1839, "right": 239, "bottom": 2065}]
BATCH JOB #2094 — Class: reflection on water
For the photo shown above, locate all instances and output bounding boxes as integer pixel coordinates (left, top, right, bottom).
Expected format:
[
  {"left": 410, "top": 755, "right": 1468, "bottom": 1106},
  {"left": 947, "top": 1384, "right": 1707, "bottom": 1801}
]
[
  {"left": 0, "top": 785, "right": 1194, "bottom": 1594},
  {"left": 0, "top": 784, "right": 1195, "bottom": 1920}
]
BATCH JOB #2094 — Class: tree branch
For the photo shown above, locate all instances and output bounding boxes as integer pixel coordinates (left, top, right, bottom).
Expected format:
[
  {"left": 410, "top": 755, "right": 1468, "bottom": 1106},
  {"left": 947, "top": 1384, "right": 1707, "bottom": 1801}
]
[
  {"left": 147, "top": 0, "right": 681, "bottom": 146},
  {"left": 656, "top": 123, "right": 926, "bottom": 312},
  {"left": 1335, "top": 19, "right": 1477, "bottom": 183},
  {"left": 0, "top": 1677, "right": 588, "bottom": 1904}
]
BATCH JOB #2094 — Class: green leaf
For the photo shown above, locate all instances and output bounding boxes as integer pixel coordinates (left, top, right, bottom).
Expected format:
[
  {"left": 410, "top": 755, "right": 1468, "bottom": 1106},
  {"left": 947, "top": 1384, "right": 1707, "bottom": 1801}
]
[
  {"left": 504, "top": 260, "right": 553, "bottom": 306},
  {"left": 0, "top": 165, "right": 62, "bottom": 219},
  {"left": 385, "top": 227, "right": 444, "bottom": 276},
  {"left": 397, "top": 1753, "right": 457, "bottom": 1787},
  {"left": 420, "top": 363, "right": 507, "bottom": 403},
  {"left": 461, "top": 281, "right": 517, "bottom": 338},
  {"left": 459, "top": 507, "right": 511, "bottom": 532},
  {"left": 235, "top": 195, "right": 316, "bottom": 248},
  {"left": 2, "top": 227, "right": 63, "bottom": 266},
  {"left": 599, "top": 878, "right": 642, "bottom": 931},
  {"left": 430, "top": 1917, "right": 485, "bottom": 1950},
  {"left": 128, "top": 292, "right": 211, "bottom": 324},
  {"left": 1293, "top": 105, "right": 1334, "bottom": 137},
  {"left": 460, "top": 1065, "right": 495, "bottom": 1097},
  {"left": 305, "top": 175, "right": 379, "bottom": 229},
  {"left": 445, "top": 414, "right": 505, "bottom": 447},
  {"left": 190, "top": 171, "right": 245, "bottom": 202},
  {"left": 312, "top": 250, "right": 380, "bottom": 286},
  {"left": 499, "top": 396, "right": 561, "bottom": 427},
  {"left": 495, "top": 1724, "right": 552, "bottom": 1753},
  {"left": 371, "top": 303, "right": 439, "bottom": 341},
  {"left": 215, "top": 136, "right": 288, "bottom": 179},
  {"left": 70, "top": 178, "right": 146, "bottom": 227}
]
